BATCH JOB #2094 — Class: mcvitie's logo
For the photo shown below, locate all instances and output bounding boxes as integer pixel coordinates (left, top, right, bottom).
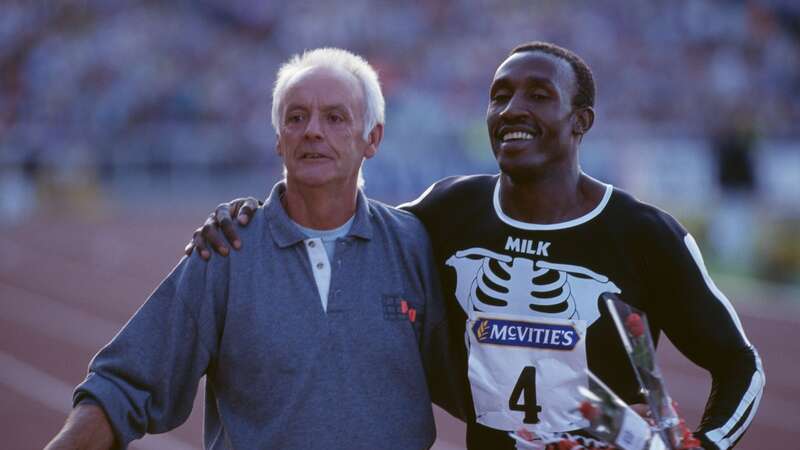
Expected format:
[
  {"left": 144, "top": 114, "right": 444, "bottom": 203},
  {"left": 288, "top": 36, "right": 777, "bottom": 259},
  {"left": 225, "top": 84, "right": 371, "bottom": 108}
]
[{"left": 472, "top": 318, "right": 579, "bottom": 350}]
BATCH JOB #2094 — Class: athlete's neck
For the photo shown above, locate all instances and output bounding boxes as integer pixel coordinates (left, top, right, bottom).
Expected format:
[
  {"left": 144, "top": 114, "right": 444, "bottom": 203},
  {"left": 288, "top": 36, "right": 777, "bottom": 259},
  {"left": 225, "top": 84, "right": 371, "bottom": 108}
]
[
  {"left": 499, "top": 171, "right": 605, "bottom": 224},
  {"left": 282, "top": 179, "right": 358, "bottom": 230}
]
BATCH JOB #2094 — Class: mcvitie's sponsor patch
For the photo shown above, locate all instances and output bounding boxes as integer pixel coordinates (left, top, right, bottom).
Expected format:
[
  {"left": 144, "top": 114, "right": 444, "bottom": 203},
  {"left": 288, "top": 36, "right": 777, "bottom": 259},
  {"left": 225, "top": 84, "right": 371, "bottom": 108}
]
[{"left": 472, "top": 318, "right": 579, "bottom": 350}]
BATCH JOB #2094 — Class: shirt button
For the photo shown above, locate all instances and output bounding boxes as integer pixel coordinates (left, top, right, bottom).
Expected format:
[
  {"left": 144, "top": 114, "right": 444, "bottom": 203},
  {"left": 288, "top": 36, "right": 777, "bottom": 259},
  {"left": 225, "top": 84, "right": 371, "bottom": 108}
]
[
  {"left": 316, "top": 262, "right": 324, "bottom": 270},
  {"left": 308, "top": 241, "right": 316, "bottom": 248}
]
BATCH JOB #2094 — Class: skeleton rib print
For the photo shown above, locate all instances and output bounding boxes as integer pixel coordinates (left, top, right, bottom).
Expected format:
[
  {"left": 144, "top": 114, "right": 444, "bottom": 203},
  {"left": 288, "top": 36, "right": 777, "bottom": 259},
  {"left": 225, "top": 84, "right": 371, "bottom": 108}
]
[{"left": 447, "top": 247, "right": 621, "bottom": 326}]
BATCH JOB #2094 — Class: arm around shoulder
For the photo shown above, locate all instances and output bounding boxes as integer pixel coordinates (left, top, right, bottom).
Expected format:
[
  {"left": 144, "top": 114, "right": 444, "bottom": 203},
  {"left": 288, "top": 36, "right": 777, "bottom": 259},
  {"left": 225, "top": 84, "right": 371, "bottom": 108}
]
[{"left": 44, "top": 403, "right": 115, "bottom": 450}]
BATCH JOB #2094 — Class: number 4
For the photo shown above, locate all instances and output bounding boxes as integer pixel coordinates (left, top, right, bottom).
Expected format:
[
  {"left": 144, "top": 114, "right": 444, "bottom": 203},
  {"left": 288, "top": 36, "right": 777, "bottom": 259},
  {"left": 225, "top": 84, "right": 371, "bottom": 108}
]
[{"left": 508, "top": 366, "right": 542, "bottom": 424}]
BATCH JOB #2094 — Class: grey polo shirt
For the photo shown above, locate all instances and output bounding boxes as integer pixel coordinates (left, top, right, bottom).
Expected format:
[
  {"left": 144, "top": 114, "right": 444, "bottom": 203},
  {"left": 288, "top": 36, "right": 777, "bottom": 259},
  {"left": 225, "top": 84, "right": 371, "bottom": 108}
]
[{"left": 74, "top": 182, "right": 449, "bottom": 450}]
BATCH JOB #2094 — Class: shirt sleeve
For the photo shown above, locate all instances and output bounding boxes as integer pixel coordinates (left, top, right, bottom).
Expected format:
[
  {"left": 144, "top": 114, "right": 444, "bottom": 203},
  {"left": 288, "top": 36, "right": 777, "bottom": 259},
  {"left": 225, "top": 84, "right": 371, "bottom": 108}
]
[
  {"left": 412, "top": 224, "right": 468, "bottom": 422},
  {"left": 73, "top": 252, "right": 228, "bottom": 448},
  {"left": 638, "top": 213, "right": 764, "bottom": 450}
]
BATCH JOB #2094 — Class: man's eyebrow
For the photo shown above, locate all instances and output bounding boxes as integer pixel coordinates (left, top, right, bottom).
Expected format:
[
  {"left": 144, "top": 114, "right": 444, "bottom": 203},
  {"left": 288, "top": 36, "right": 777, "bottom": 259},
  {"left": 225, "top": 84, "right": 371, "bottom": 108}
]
[
  {"left": 320, "top": 104, "right": 353, "bottom": 117},
  {"left": 491, "top": 75, "right": 556, "bottom": 90},
  {"left": 321, "top": 103, "right": 349, "bottom": 111},
  {"left": 284, "top": 103, "right": 308, "bottom": 112},
  {"left": 490, "top": 78, "right": 510, "bottom": 95},
  {"left": 284, "top": 103, "right": 351, "bottom": 113},
  {"left": 524, "top": 76, "right": 556, "bottom": 88}
]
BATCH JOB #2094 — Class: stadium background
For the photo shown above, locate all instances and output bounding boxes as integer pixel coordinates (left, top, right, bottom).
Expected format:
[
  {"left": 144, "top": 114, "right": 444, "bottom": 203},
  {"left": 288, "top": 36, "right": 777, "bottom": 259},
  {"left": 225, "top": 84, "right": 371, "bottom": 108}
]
[{"left": 1, "top": 1, "right": 798, "bottom": 448}]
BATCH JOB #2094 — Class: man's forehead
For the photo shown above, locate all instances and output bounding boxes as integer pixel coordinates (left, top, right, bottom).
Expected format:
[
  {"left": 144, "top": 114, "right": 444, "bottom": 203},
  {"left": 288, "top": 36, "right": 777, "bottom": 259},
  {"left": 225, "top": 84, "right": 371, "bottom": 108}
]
[
  {"left": 283, "top": 66, "right": 362, "bottom": 105},
  {"left": 492, "top": 51, "right": 575, "bottom": 88}
]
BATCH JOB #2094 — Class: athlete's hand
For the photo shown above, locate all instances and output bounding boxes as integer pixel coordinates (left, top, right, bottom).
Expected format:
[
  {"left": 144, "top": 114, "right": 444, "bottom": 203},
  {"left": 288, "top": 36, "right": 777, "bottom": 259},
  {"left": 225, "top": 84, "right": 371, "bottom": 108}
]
[
  {"left": 184, "top": 197, "right": 259, "bottom": 260},
  {"left": 630, "top": 403, "right": 654, "bottom": 425}
]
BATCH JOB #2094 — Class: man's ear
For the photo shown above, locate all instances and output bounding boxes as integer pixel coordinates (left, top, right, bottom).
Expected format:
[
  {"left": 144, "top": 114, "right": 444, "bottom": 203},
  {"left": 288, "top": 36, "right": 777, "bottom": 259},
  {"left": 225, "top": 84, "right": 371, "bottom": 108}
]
[
  {"left": 364, "top": 123, "right": 383, "bottom": 159},
  {"left": 275, "top": 134, "right": 283, "bottom": 156},
  {"left": 572, "top": 107, "right": 595, "bottom": 137}
]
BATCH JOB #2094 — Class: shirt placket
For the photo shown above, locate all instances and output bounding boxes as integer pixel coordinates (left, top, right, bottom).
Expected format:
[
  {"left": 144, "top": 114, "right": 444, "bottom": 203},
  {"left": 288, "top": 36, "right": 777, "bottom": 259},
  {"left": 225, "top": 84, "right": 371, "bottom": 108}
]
[{"left": 304, "top": 237, "right": 331, "bottom": 312}]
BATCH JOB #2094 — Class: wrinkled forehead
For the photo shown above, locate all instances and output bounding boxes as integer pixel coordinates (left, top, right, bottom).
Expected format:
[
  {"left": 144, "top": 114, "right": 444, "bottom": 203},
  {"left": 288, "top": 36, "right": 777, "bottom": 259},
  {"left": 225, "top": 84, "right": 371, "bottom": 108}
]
[
  {"left": 281, "top": 66, "right": 364, "bottom": 112},
  {"left": 492, "top": 51, "right": 576, "bottom": 97}
]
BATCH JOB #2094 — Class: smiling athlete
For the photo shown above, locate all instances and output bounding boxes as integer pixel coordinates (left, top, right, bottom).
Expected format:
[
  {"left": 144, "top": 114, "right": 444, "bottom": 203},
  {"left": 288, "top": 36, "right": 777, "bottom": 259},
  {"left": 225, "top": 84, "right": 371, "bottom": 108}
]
[{"left": 188, "top": 42, "right": 764, "bottom": 450}]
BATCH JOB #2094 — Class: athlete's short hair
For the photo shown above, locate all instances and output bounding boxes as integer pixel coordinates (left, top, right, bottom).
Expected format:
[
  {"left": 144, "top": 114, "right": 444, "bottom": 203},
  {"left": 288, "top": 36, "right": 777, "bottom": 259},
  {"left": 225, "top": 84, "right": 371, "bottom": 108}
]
[
  {"left": 510, "top": 42, "right": 595, "bottom": 110},
  {"left": 271, "top": 48, "right": 385, "bottom": 140}
]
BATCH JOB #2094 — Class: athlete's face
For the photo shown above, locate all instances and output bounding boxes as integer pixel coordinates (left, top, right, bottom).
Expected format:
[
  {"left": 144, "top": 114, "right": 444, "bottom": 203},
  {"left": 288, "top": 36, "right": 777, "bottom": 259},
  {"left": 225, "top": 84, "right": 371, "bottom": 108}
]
[
  {"left": 276, "top": 67, "right": 380, "bottom": 189},
  {"left": 486, "top": 51, "right": 585, "bottom": 180}
]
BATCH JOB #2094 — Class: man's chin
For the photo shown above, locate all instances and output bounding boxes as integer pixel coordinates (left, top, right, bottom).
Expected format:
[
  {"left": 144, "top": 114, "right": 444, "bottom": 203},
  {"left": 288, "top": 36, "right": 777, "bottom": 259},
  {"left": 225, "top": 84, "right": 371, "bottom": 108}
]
[
  {"left": 287, "top": 172, "right": 334, "bottom": 188},
  {"left": 496, "top": 157, "right": 548, "bottom": 183},
  {"left": 286, "top": 171, "right": 356, "bottom": 190}
]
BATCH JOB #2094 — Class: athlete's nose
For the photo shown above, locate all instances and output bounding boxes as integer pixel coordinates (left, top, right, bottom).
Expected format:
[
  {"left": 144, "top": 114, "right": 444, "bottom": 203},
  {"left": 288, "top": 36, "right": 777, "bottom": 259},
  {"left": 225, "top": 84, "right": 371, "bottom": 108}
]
[{"left": 498, "top": 93, "right": 531, "bottom": 122}]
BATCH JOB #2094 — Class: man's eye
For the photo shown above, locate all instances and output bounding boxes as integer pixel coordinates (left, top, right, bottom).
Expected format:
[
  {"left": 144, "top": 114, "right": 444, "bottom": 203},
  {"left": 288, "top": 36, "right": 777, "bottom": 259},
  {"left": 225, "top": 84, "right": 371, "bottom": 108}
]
[
  {"left": 529, "top": 90, "right": 549, "bottom": 100},
  {"left": 328, "top": 114, "right": 344, "bottom": 123},
  {"left": 492, "top": 93, "right": 510, "bottom": 102},
  {"left": 287, "top": 114, "right": 303, "bottom": 123}
]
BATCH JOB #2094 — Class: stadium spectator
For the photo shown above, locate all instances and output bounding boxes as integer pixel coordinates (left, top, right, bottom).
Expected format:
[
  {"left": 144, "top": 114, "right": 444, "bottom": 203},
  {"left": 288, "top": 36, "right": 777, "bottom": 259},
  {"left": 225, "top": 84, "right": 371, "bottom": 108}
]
[{"left": 709, "top": 107, "right": 761, "bottom": 271}]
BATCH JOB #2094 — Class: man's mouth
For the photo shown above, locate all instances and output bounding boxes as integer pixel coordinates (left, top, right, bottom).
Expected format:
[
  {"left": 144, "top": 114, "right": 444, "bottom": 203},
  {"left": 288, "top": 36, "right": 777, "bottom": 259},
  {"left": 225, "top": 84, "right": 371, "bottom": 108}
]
[
  {"left": 501, "top": 131, "right": 536, "bottom": 142},
  {"left": 301, "top": 152, "right": 328, "bottom": 159},
  {"left": 496, "top": 125, "right": 541, "bottom": 143}
]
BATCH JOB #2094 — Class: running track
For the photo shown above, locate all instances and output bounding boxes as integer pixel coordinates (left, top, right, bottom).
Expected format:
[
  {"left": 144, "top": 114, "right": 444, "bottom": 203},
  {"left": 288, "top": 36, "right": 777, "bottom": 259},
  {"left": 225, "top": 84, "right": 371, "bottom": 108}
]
[{"left": 1, "top": 216, "right": 796, "bottom": 449}]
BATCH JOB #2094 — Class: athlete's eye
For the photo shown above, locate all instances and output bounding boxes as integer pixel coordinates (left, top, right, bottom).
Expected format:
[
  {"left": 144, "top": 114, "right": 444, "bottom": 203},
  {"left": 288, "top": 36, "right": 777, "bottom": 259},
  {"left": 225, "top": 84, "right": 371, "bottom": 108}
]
[
  {"left": 528, "top": 88, "right": 550, "bottom": 101},
  {"left": 492, "top": 91, "right": 511, "bottom": 103}
]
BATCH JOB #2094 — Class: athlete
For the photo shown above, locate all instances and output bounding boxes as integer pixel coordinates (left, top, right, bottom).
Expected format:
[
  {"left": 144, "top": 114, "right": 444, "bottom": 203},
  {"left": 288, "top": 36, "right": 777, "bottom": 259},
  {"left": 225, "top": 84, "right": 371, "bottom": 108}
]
[{"left": 186, "top": 42, "right": 764, "bottom": 450}]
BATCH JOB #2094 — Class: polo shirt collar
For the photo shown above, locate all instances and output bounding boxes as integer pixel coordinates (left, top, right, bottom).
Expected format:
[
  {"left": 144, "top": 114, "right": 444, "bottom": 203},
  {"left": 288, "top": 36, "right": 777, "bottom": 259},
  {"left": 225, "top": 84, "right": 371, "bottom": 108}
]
[{"left": 264, "top": 181, "right": 373, "bottom": 249}]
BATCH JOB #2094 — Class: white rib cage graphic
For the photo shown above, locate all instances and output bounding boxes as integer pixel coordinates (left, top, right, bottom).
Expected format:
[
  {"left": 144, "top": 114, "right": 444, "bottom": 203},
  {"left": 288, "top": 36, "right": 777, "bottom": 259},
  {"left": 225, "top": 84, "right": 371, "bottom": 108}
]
[{"left": 448, "top": 248, "right": 620, "bottom": 325}]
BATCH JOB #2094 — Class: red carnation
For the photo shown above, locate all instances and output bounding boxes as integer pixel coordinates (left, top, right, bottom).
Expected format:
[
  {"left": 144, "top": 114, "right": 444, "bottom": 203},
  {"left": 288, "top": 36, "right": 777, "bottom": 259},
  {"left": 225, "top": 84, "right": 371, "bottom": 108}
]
[
  {"left": 558, "top": 439, "right": 578, "bottom": 450},
  {"left": 625, "top": 313, "right": 645, "bottom": 338},
  {"left": 579, "top": 400, "right": 599, "bottom": 422},
  {"left": 515, "top": 428, "right": 536, "bottom": 442},
  {"left": 677, "top": 416, "right": 703, "bottom": 449}
]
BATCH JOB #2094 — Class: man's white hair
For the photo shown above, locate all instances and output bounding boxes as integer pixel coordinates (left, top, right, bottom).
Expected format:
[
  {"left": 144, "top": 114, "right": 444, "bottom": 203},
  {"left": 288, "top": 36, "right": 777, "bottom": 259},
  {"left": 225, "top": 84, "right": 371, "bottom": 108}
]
[{"left": 271, "top": 48, "right": 385, "bottom": 140}]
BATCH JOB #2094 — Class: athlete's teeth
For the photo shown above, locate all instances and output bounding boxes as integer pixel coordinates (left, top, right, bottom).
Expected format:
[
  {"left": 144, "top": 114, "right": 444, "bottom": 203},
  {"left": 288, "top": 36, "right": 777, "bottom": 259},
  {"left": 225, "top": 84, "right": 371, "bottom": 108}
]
[{"left": 503, "top": 131, "right": 534, "bottom": 141}]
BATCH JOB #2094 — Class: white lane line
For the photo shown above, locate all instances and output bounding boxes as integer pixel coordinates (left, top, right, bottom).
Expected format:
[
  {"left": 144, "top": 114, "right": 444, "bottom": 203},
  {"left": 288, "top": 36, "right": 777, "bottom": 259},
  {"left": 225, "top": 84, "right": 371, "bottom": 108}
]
[{"left": 0, "top": 351, "right": 197, "bottom": 450}]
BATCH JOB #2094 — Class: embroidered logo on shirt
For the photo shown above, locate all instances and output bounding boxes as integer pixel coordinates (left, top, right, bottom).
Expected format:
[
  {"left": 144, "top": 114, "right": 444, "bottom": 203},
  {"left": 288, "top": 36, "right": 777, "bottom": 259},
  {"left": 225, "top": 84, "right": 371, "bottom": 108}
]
[
  {"left": 383, "top": 295, "right": 418, "bottom": 323},
  {"left": 472, "top": 318, "right": 579, "bottom": 350}
]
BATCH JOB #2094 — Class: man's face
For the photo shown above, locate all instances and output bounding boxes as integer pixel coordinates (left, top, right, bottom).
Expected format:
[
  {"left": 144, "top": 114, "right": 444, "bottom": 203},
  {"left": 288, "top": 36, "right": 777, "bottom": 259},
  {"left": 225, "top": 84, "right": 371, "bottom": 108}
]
[
  {"left": 486, "top": 51, "right": 579, "bottom": 180},
  {"left": 277, "top": 67, "right": 378, "bottom": 189}
]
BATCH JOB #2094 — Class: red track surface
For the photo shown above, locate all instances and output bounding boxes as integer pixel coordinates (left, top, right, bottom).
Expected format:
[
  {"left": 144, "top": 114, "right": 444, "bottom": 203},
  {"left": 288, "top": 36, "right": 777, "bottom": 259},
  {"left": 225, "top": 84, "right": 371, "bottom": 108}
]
[{"left": 1, "top": 217, "right": 795, "bottom": 449}]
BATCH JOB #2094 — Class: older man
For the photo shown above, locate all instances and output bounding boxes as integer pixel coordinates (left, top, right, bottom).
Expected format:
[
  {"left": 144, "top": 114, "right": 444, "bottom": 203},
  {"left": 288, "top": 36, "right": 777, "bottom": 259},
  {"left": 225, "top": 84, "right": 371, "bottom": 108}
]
[
  {"left": 45, "top": 48, "right": 449, "bottom": 450},
  {"left": 192, "top": 42, "right": 764, "bottom": 450}
]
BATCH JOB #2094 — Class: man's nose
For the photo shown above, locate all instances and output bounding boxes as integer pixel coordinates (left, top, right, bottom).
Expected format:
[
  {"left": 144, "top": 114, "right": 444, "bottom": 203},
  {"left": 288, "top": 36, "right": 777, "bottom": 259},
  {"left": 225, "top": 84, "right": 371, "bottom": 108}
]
[
  {"left": 499, "top": 94, "right": 529, "bottom": 122},
  {"left": 304, "top": 112, "right": 323, "bottom": 140}
]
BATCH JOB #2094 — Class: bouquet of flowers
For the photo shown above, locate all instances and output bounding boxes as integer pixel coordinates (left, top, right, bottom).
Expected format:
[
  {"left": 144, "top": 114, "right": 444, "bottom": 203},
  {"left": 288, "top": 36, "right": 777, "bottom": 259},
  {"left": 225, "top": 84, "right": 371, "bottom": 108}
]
[
  {"left": 584, "top": 294, "right": 701, "bottom": 450},
  {"left": 517, "top": 295, "right": 702, "bottom": 450},
  {"left": 574, "top": 370, "right": 668, "bottom": 450}
]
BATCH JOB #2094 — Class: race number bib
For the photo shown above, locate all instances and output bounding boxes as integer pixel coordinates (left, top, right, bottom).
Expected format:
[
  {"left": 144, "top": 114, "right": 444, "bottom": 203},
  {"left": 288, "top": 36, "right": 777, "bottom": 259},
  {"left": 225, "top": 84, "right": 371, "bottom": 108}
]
[{"left": 467, "top": 312, "right": 590, "bottom": 433}]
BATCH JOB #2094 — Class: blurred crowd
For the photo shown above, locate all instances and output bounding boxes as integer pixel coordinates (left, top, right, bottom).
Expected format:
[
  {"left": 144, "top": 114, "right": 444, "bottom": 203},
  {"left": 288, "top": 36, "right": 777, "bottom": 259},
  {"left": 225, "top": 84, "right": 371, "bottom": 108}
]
[
  {"left": 2, "top": 0, "right": 799, "bottom": 170},
  {"left": 0, "top": 1, "right": 799, "bottom": 280}
]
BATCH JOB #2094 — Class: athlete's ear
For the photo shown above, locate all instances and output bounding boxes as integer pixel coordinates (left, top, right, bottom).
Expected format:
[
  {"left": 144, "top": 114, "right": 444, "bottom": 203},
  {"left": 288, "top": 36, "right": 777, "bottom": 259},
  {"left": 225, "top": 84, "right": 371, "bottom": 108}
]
[
  {"left": 572, "top": 107, "right": 595, "bottom": 138},
  {"left": 275, "top": 134, "right": 283, "bottom": 156}
]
